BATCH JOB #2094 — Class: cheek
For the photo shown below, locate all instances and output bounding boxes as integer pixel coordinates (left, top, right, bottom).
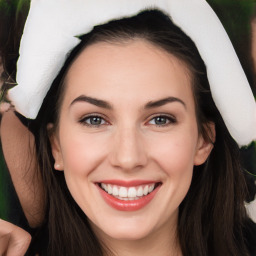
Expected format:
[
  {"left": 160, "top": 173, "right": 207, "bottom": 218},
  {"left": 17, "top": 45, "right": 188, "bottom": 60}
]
[
  {"left": 155, "top": 138, "right": 195, "bottom": 199},
  {"left": 58, "top": 128, "right": 110, "bottom": 210},
  {"left": 149, "top": 128, "right": 198, "bottom": 177},
  {"left": 59, "top": 128, "right": 108, "bottom": 178},
  {"left": 142, "top": 128, "right": 197, "bottom": 221}
]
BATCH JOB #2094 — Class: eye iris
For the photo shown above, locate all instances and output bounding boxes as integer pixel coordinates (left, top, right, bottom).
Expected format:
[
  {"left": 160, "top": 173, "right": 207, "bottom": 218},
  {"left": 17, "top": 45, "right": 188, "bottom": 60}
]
[
  {"left": 155, "top": 116, "right": 167, "bottom": 125},
  {"left": 90, "top": 116, "right": 102, "bottom": 125}
]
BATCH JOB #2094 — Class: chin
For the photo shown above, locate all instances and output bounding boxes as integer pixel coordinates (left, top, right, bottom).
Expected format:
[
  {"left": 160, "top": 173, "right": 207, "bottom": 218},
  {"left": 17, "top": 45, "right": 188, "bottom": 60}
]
[
  {"left": 90, "top": 216, "right": 157, "bottom": 242},
  {"left": 104, "top": 227, "right": 153, "bottom": 241}
]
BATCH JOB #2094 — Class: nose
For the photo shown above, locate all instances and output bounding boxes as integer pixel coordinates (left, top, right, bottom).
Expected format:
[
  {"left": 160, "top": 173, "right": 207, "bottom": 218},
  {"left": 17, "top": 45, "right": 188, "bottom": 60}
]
[{"left": 109, "top": 125, "right": 148, "bottom": 171}]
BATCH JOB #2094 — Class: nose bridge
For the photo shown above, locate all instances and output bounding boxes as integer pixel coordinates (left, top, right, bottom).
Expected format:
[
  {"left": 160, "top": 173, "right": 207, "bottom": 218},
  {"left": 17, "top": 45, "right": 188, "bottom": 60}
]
[{"left": 110, "top": 122, "right": 147, "bottom": 170}]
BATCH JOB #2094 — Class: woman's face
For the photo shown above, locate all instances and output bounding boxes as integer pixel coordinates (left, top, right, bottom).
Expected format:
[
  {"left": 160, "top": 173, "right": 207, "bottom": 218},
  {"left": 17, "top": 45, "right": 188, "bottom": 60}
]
[{"left": 50, "top": 40, "right": 213, "bottom": 243}]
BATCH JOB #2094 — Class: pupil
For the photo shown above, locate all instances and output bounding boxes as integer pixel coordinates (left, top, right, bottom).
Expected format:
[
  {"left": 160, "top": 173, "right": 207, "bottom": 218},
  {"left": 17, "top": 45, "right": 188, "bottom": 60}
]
[
  {"left": 91, "top": 117, "right": 101, "bottom": 125},
  {"left": 155, "top": 117, "right": 166, "bottom": 125}
]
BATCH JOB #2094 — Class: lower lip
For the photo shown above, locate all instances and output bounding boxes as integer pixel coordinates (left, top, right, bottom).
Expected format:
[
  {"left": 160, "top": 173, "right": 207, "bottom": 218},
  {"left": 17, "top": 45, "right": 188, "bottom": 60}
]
[{"left": 97, "top": 184, "right": 161, "bottom": 211}]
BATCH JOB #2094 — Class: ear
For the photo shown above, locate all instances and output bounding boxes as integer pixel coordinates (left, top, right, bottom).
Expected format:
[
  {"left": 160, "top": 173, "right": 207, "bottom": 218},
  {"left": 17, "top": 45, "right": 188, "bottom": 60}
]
[
  {"left": 194, "top": 122, "right": 215, "bottom": 166},
  {"left": 47, "top": 123, "right": 64, "bottom": 171}
]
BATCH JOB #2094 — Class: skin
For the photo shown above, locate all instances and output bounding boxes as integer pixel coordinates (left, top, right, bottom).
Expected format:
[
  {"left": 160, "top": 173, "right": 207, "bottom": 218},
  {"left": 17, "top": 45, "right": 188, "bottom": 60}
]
[
  {"left": 0, "top": 56, "right": 44, "bottom": 228},
  {"left": 0, "top": 9, "right": 254, "bottom": 255},
  {"left": 50, "top": 40, "right": 214, "bottom": 256},
  {"left": 0, "top": 219, "right": 31, "bottom": 256},
  {"left": 1, "top": 110, "right": 45, "bottom": 228}
]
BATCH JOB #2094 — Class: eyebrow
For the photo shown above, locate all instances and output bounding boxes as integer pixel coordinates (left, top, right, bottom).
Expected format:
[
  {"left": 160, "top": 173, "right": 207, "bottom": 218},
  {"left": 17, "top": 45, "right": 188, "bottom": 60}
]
[
  {"left": 144, "top": 97, "right": 186, "bottom": 109},
  {"left": 70, "top": 95, "right": 112, "bottom": 109},
  {"left": 70, "top": 95, "right": 186, "bottom": 110}
]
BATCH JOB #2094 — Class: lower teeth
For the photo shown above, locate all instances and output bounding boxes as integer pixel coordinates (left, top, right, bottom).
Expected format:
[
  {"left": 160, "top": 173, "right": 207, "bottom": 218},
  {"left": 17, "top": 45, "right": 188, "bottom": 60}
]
[{"left": 115, "top": 196, "right": 142, "bottom": 201}]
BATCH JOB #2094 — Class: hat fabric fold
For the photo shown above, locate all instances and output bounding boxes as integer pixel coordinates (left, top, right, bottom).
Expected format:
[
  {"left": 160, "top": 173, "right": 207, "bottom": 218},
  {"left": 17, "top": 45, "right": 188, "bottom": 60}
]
[{"left": 8, "top": 0, "right": 256, "bottom": 146}]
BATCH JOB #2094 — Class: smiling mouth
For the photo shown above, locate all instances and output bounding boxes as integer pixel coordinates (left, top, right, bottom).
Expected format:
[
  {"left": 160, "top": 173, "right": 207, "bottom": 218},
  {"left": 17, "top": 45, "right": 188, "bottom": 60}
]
[{"left": 98, "top": 182, "right": 161, "bottom": 201}]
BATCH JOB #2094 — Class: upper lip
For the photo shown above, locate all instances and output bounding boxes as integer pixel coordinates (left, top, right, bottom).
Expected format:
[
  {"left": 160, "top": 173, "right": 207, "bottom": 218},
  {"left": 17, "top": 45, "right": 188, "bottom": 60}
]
[{"left": 96, "top": 179, "right": 161, "bottom": 187}]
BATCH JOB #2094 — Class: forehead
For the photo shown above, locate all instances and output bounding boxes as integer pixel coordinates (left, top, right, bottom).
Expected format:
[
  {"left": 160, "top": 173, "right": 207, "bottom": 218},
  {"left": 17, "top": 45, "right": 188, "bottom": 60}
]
[{"left": 63, "top": 40, "right": 194, "bottom": 107}]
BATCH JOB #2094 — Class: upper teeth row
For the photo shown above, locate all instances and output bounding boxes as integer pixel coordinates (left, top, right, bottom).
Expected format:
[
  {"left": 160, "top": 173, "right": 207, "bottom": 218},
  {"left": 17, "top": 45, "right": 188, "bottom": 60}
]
[{"left": 101, "top": 183, "right": 155, "bottom": 198}]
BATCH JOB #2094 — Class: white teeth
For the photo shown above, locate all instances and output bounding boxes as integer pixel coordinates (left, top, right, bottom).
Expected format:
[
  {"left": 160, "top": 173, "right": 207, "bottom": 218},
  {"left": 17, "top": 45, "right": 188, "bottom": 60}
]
[
  {"left": 101, "top": 183, "right": 157, "bottom": 199},
  {"left": 107, "top": 184, "right": 112, "bottom": 195},
  {"left": 101, "top": 183, "right": 107, "bottom": 191},
  {"left": 112, "top": 185, "right": 119, "bottom": 196},
  {"left": 128, "top": 187, "right": 137, "bottom": 198},
  {"left": 143, "top": 185, "right": 149, "bottom": 195},
  {"left": 117, "top": 196, "right": 140, "bottom": 201},
  {"left": 119, "top": 187, "right": 128, "bottom": 197},
  {"left": 137, "top": 186, "right": 143, "bottom": 197},
  {"left": 149, "top": 184, "right": 154, "bottom": 193}
]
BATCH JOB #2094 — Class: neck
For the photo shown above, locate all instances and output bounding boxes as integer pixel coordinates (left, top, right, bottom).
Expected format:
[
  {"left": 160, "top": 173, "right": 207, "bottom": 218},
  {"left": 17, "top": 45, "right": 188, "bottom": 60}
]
[{"left": 107, "top": 231, "right": 181, "bottom": 256}]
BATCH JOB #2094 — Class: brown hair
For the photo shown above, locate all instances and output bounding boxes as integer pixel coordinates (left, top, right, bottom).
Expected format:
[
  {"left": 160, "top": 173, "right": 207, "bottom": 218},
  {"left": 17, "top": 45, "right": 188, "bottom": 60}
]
[{"left": 29, "top": 9, "right": 250, "bottom": 256}]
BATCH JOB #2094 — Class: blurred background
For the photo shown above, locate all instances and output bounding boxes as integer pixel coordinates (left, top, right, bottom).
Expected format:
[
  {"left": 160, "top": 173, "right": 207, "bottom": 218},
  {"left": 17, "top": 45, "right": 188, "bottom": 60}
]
[{"left": 0, "top": 0, "right": 255, "bottom": 225}]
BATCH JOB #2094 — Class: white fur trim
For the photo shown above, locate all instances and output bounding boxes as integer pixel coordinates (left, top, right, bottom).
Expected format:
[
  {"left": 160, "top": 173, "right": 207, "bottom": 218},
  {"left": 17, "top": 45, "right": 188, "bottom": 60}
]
[{"left": 8, "top": 0, "right": 256, "bottom": 146}]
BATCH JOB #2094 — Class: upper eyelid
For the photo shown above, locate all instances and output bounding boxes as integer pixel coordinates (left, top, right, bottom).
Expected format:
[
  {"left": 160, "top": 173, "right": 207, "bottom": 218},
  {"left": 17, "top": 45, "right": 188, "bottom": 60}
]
[
  {"left": 146, "top": 113, "right": 176, "bottom": 121},
  {"left": 79, "top": 113, "right": 108, "bottom": 121}
]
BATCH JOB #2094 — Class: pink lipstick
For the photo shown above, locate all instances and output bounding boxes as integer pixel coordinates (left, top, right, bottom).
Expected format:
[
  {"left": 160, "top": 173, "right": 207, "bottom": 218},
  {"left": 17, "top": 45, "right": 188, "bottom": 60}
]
[{"left": 96, "top": 180, "right": 161, "bottom": 211}]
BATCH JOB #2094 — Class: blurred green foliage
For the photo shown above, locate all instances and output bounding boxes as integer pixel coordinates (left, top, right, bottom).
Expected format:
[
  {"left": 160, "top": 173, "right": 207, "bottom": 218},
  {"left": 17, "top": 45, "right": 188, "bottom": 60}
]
[
  {"left": 0, "top": 0, "right": 30, "bottom": 14},
  {"left": 208, "top": 0, "right": 256, "bottom": 94},
  {"left": 207, "top": 0, "right": 256, "bottom": 176}
]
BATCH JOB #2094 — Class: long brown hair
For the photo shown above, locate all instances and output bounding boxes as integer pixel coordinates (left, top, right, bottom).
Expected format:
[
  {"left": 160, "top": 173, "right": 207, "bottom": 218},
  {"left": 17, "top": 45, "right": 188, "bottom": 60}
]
[{"left": 24, "top": 10, "right": 253, "bottom": 256}]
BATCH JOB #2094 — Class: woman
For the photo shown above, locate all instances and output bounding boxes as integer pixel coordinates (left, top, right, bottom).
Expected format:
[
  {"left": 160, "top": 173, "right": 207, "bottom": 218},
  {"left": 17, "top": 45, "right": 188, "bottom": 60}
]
[{"left": 2, "top": 1, "right": 256, "bottom": 255}]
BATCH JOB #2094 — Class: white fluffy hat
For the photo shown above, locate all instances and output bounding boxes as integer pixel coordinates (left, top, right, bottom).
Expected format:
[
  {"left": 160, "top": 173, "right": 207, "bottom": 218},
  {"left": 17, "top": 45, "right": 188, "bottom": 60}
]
[{"left": 8, "top": 0, "right": 256, "bottom": 146}]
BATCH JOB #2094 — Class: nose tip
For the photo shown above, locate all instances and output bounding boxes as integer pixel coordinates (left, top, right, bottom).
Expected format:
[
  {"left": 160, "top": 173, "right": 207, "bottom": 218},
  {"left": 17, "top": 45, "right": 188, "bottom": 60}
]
[{"left": 109, "top": 128, "right": 147, "bottom": 171}]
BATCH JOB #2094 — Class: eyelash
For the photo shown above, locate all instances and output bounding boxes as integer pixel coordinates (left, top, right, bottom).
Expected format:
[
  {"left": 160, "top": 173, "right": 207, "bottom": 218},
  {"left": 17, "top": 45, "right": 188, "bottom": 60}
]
[
  {"left": 147, "top": 114, "right": 177, "bottom": 127},
  {"left": 79, "top": 114, "right": 108, "bottom": 127},
  {"left": 78, "top": 114, "right": 177, "bottom": 128}
]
